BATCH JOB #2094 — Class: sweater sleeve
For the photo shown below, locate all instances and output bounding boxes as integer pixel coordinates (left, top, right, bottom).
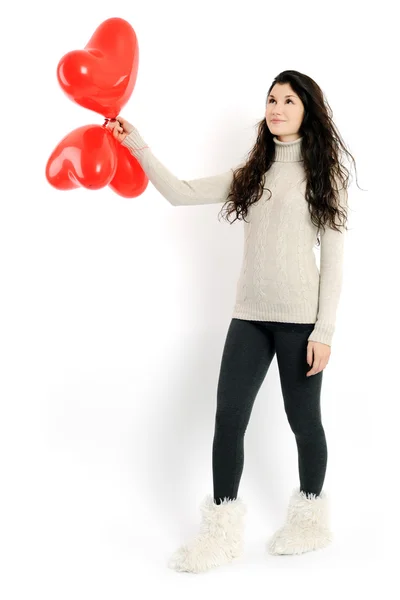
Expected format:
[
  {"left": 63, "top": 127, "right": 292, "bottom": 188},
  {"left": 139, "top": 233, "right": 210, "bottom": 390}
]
[
  {"left": 307, "top": 183, "right": 348, "bottom": 347},
  {"left": 121, "top": 128, "right": 236, "bottom": 206}
]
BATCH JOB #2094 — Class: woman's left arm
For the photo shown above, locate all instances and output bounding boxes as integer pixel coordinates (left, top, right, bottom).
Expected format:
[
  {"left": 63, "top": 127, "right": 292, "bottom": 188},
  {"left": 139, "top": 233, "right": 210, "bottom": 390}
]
[{"left": 307, "top": 183, "right": 348, "bottom": 348}]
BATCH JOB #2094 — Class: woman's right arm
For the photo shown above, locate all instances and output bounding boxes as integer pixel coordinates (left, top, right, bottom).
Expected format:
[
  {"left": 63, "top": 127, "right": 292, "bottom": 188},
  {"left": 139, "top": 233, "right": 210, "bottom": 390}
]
[{"left": 121, "top": 129, "right": 238, "bottom": 207}]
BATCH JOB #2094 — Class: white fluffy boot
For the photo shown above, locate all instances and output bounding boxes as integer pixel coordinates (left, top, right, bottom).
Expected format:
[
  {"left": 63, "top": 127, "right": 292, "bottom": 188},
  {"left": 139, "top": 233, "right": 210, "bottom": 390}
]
[
  {"left": 167, "top": 494, "right": 247, "bottom": 573},
  {"left": 267, "top": 488, "right": 333, "bottom": 555}
]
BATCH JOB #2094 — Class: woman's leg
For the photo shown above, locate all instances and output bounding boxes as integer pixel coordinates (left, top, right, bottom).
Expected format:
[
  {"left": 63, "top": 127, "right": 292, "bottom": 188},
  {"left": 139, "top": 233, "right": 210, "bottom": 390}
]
[
  {"left": 212, "top": 318, "right": 276, "bottom": 504},
  {"left": 272, "top": 323, "right": 327, "bottom": 497}
]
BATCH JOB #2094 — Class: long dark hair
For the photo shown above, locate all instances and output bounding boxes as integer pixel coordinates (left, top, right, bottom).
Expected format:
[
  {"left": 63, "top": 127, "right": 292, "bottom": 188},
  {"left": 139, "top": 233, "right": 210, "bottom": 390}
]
[{"left": 218, "top": 70, "right": 361, "bottom": 245}]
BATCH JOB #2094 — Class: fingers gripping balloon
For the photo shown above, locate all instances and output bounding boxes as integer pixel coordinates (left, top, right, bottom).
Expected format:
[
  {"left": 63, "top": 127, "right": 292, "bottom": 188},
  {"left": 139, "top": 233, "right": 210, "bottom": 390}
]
[{"left": 45, "top": 17, "right": 148, "bottom": 198}]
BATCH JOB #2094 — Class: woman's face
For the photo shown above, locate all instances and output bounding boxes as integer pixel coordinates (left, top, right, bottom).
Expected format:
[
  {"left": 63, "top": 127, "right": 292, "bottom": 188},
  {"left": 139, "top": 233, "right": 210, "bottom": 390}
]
[{"left": 265, "top": 83, "right": 305, "bottom": 141}]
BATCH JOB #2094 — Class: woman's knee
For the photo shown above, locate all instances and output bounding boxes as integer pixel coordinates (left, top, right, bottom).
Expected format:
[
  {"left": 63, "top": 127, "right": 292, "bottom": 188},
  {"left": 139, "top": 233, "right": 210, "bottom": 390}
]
[
  {"left": 214, "top": 409, "right": 248, "bottom": 438},
  {"left": 287, "top": 416, "right": 325, "bottom": 439}
]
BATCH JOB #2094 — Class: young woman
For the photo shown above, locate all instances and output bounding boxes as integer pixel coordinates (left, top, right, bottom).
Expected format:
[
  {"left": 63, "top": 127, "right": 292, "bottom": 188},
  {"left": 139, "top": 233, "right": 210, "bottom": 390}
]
[{"left": 107, "top": 70, "right": 356, "bottom": 573}]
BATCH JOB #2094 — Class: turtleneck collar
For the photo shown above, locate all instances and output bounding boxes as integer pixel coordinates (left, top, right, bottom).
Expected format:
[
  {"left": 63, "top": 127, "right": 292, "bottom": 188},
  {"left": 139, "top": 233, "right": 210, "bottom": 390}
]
[{"left": 273, "top": 136, "right": 303, "bottom": 162}]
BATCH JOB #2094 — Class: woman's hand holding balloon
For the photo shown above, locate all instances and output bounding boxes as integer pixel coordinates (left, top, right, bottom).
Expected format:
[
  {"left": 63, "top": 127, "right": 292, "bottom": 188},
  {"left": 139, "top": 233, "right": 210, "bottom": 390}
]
[{"left": 107, "top": 116, "right": 134, "bottom": 143}]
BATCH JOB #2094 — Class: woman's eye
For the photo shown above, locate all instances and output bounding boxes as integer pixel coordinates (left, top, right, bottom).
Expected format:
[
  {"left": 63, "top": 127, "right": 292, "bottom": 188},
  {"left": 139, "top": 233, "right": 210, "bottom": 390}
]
[{"left": 269, "top": 99, "right": 292, "bottom": 103}]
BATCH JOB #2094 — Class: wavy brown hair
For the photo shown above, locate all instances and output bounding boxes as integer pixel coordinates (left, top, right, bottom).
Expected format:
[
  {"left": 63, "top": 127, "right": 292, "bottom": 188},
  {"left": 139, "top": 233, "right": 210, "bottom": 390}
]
[{"left": 218, "top": 70, "right": 362, "bottom": 245}]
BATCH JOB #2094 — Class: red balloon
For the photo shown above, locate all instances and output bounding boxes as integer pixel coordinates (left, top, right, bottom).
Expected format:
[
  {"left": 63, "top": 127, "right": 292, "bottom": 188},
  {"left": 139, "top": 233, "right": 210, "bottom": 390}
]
[
  {"left": 109, "top": 144, "right": 149, "bottom": 198},
  {"left": 45, "top": 125, "right": 117, "bottom": 191},
  {"left": 56, "top": 18, "right": 138, "bottom": 118}
]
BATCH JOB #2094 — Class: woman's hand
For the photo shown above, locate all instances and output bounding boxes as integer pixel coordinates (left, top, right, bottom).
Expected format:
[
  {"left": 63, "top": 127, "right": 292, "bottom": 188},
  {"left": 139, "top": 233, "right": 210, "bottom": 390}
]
[
  {"left": 306, "top": 341, "right": 331, "bottom": 376},
  {"left": 106, "top": 116, "right": 134, "bottom": 143}
]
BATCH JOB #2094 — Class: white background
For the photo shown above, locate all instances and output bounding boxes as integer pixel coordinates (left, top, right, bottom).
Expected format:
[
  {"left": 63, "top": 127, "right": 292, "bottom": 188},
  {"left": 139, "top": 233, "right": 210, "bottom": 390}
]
[{"left": 1, "top": 0, "right": 398, "bottom": 597}]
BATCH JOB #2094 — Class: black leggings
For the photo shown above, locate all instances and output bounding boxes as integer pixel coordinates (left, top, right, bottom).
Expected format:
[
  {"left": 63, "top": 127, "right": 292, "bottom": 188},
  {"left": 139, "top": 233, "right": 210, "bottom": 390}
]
[{"left": 212, "top": 318, "right": 327, "bottom": 504}]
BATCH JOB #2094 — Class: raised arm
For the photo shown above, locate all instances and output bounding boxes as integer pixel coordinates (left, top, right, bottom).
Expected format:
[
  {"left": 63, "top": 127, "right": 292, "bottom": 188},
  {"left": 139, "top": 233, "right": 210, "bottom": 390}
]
[
  {"left": 307, "top": 182, "right": 349, "bottom": 347},
  {"left": 121, "top": 129, "right": 236, "bottom": 207}
]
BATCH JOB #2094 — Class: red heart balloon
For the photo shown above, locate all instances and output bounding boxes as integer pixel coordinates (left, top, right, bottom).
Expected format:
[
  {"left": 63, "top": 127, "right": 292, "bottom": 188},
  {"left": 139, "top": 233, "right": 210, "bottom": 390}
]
[
  {"left": 45, "top": 125, "right": 118, "bottom": 190},
  {"left": 109, "top": 144, "right": 149, "bottom": 198},
  {"left": 57, "top": 18, "right": 138, "bottom": 118}
]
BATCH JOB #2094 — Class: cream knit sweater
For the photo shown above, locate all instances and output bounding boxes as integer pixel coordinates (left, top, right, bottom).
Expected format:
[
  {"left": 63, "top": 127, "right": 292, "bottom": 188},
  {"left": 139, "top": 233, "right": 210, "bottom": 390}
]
[{"left": 122, "top": 129, "right": 347, "bottom": 346}]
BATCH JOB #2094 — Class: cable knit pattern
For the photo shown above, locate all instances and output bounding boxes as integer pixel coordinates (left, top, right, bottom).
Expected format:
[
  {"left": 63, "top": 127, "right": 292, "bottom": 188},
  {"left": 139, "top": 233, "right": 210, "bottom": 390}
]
[
  {"left": 122, "top": 129, "right": 347, "bottom": 346},
  {"left": 275, "top": 168, "right": 295, "bottom": 304}
]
